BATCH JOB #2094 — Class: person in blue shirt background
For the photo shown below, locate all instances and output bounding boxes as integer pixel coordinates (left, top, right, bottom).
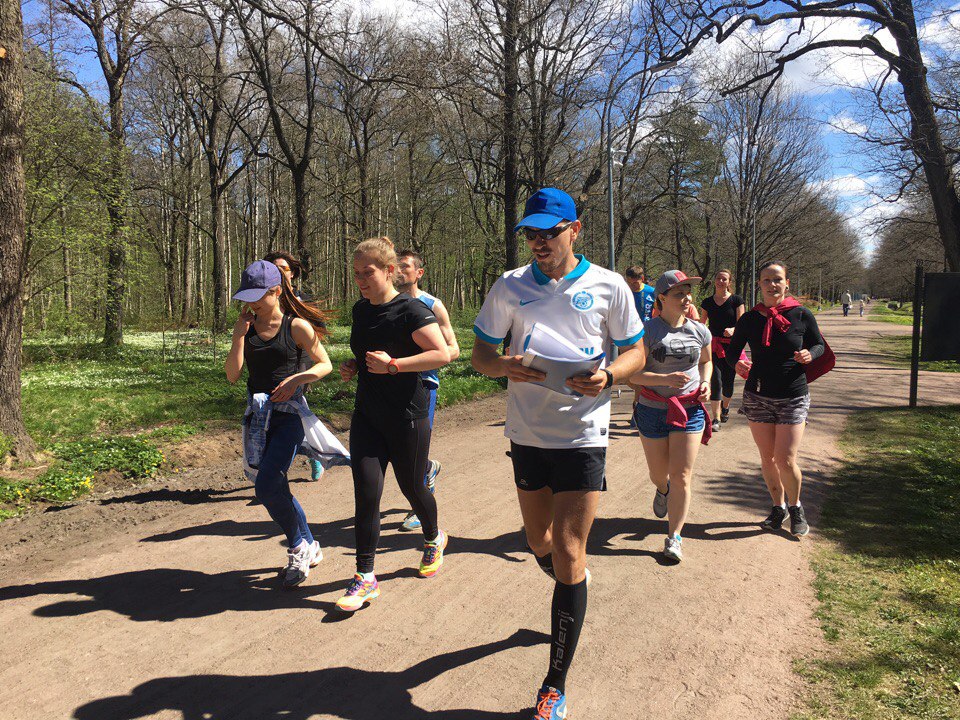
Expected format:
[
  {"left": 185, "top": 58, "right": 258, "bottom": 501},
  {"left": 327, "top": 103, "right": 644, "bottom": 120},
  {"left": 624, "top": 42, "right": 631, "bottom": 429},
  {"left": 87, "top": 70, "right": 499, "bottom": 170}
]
[
  {"left": 624, "top": 266, "right": 655, "bottom": 322},
  {"left": 625, "top": 266, "right": 656, "bottom": 429}
]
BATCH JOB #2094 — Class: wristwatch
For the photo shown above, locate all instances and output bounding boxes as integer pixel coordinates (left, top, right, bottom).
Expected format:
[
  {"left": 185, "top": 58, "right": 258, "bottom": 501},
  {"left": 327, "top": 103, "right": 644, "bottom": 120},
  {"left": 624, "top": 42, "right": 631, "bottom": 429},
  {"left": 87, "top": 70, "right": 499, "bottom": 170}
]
[
  {"left": 387, "top": 358, "right": 400, "bottom": 375},
  {"left": 602, "top": 369, "right": 614, "bottom": 389}
]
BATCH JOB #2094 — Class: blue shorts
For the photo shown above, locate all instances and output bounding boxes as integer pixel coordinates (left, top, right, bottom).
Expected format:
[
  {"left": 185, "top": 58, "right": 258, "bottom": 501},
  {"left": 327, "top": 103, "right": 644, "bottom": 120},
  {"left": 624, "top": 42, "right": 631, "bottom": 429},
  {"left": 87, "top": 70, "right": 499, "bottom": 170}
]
[{"left": 634, "top": 403, "right": 706, "bottom": 439}]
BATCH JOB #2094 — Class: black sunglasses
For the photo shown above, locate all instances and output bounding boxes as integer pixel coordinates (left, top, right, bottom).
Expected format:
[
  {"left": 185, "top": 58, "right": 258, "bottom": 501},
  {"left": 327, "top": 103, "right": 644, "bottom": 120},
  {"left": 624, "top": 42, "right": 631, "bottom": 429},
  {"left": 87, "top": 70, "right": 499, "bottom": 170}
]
[{"left": 522, "top": 221, "right": 574, "bottom": 242}]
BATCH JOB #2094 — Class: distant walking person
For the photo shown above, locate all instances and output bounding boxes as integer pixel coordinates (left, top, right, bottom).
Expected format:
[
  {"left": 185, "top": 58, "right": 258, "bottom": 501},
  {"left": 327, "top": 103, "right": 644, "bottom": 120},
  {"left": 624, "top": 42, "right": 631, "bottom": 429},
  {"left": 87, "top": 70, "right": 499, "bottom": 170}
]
[
  {"left": 700, "top": 269, "right": 745, "bottom": 433},
  {"left": 842, "top": 290, "right": 852, "bottom": 317},
  {"left": 395, "top": 249, "right": 460, "bottom": 531},
  {"left": 630, "top": 270, "right": 712, "bottom": 563},
  {"left": 859, "top": 297, "right": 865, "bottom": 317},
  {"left": 225, "top": 261, "right": 347, "bottom": 588},
  {"left": 263, "top": 250, "right": 325, "bottom": 481},
  {"left": 337, "top": 237, "right": 451, "bottom": 612},
  {"left": 727, "top": 260, "right": 826, "bottom": 537},
  {"left": 472, "top": 188, "right": 645, "bottom": 720}
]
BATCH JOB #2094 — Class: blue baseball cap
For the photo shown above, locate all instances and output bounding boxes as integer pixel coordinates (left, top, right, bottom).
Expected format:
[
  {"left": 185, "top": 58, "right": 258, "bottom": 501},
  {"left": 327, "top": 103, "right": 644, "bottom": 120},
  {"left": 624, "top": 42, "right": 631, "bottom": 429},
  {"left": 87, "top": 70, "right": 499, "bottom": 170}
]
[
  {"left": 514, "top": 187, "right": 578, "bottom": 232},
  {"left": 233, "top": 260, "right": 282, "bottom": 302}
]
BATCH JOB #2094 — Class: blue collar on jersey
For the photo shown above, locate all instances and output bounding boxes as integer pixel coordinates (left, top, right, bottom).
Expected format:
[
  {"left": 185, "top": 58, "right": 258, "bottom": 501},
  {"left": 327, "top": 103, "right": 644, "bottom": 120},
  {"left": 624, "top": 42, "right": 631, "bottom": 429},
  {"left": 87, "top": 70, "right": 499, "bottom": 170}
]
[{"left": 532, "top": 254, "right": 591, "bottom": 286}]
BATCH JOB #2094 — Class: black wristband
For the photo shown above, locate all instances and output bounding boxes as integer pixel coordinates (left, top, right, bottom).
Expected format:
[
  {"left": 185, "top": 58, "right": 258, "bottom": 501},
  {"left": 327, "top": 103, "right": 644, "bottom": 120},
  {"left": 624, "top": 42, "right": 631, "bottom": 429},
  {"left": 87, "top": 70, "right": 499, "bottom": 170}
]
[{"left": 602, "top": 368, "right": 614, "bottom": 389}]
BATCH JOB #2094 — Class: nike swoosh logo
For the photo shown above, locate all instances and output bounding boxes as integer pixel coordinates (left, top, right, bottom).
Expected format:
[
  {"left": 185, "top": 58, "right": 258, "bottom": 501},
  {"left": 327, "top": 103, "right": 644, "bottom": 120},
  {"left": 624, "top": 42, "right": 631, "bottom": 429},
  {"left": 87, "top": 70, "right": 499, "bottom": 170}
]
[{"left": 519, "top": 299, "right": 540, "bottom": 306}]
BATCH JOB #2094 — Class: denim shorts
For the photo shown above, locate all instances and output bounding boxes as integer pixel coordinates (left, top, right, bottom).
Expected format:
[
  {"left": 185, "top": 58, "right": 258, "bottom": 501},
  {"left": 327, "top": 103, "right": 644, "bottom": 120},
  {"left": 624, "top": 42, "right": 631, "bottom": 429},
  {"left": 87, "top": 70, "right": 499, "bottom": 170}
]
[{"left": 634, "top": 403, "right": 706, "bottom": 439}]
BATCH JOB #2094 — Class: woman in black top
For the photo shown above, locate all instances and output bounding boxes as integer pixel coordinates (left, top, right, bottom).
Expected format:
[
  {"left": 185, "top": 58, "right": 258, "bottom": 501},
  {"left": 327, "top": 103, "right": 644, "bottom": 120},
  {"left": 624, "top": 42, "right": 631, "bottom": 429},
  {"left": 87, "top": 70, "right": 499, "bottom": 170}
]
[
  {"left": 726, "top": 260, "right": 824, "bottom": 537},
  {"left": 336, "top": 237, "right": 451, "bottom": 612},
  {"left": 224, "top": 260, "right": 333, "bottom": 588},
  {"left": 699, "top": 269, "right": 745, "bottom": 432}
]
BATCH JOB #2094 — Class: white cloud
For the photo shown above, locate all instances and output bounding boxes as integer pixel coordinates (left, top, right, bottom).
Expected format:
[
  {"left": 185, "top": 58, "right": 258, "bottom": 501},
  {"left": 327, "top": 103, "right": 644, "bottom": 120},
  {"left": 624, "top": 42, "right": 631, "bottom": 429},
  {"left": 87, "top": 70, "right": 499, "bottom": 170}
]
[{"left": 827, "top": 111, "right": 868, "bottom": 136}]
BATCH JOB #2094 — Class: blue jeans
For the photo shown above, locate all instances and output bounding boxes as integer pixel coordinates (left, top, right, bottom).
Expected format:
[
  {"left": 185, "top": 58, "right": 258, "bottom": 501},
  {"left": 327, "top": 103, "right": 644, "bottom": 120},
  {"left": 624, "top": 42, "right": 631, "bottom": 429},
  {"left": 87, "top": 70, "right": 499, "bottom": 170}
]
[{"left": 255, "top": 411, "right": 314, "bottom": 549}]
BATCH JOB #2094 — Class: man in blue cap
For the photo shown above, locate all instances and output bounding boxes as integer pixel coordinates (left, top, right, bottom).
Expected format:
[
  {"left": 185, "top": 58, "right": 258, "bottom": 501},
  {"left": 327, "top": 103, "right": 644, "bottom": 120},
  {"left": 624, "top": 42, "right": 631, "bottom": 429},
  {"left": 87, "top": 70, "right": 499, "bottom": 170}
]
[{"left": 471, "top": 188, "right": 646, "bottom": 719}]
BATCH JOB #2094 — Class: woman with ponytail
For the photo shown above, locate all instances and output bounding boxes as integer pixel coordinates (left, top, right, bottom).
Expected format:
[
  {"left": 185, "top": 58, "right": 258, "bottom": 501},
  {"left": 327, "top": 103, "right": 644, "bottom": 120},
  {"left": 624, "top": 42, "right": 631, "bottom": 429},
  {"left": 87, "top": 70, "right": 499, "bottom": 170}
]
[
  {"left": 264, "top": 251, "right": 326, "bottom": 481},
  {"left": 336, "top": 237, "right": 451, "bottom": 612},
  {"left": 726, "top": 260, "right": 829, "bottom": 537},
  {"left": 225, "top": 260, "right": 349, "bottom": 589}
]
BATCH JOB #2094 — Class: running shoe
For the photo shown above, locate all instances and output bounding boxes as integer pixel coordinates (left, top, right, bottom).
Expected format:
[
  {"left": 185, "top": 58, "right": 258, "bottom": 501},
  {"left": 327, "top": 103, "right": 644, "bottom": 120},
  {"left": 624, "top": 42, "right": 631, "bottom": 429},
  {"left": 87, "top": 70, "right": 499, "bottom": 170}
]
[
  {"left": 425, "top": 459, "right": 441, "bottom": 493},
  {"left": 419, "top": 529, "right": 448, "bottom": 578},
  {"left": 720, "top": 407, "right": 730, "bottom": 423},
  {"left": 760, "top": 505, "right": 788, "bottom": 530},
  {"left": 309, "top": 459, "right": 324, "bottom": 481},
  {"left": 663, "top": 535, "right": 683, "bottom": 563},
  {"left": 711, "top": 419, "right": 721, "bottom": 433},
  {"left": 401, "top": 512, "right": 422, "bottom": 532},
  {"left": 335, "top": 573, "right": 380, "bottom": 612},
  {"left": 789, "top": 505, "right": 810, "bottom": 537},
  {"left": 282, "top": 540, "right": 322, "bottom": 589},
  {"left": 653, "top": 481, "right": 669, "bottom": 519},
  {"left": 533, "top": 685, "right": 567, "bottom": 719}
]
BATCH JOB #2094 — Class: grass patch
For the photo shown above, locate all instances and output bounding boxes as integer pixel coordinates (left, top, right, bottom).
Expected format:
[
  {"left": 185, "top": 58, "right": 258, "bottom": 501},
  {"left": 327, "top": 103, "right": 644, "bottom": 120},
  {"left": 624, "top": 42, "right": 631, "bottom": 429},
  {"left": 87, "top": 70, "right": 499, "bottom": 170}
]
[
  {"left": 869, "top": 336, "right": 960, "bottom": 373},
  {"left": 0, "top": 436, "right": 165, "bottom": 517},
  {"left": 799, "top": 406, "right": 960, "bottom": 719},
  {"left": 869, "top": 302, "right": 915, "bottom": 325},
  {"left": 9, "top": 324, "right": 501, "bottom": 519}
]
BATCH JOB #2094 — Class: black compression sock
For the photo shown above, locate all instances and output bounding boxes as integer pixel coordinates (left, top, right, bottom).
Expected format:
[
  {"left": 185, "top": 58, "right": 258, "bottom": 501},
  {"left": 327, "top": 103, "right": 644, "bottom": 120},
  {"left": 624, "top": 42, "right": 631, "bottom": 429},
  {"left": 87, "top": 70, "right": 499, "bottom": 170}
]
[
  {"left": 544, "top": 577, "right": 588, "bottom": 693},
  {"left": 533, "top": 550, "right": 557, "bottom": 581}
]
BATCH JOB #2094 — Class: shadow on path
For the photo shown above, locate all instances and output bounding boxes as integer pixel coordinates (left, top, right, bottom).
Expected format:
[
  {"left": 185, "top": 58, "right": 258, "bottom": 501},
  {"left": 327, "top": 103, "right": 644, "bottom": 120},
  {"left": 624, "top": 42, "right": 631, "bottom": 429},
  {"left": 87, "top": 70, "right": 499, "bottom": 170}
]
[
  {"left": 0, "top": 566, "right": 421, "bottom": 622},
  {"left": 72, "top": 629, "right": 547, "bottom": 720}
]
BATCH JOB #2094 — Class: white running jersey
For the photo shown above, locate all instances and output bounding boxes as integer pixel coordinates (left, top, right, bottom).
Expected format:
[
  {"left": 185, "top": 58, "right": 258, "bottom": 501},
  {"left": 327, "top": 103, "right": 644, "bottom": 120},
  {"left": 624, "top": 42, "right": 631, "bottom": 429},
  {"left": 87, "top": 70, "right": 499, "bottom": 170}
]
[{"left": 474, "top": 255, "right": 643, "bottom": 448}]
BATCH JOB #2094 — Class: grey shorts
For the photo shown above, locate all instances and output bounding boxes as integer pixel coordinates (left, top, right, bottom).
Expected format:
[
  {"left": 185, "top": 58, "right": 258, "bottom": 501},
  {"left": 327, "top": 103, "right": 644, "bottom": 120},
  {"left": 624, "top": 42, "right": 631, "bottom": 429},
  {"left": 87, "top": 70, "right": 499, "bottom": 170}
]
[{"left": 738, "top": 390, "right": 810, "bottom": 425}]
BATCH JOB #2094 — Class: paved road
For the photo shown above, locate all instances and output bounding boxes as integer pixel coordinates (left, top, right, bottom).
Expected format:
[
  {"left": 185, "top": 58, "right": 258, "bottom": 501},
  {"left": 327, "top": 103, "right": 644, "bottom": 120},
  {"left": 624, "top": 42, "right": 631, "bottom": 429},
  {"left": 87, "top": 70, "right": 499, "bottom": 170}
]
[{"left": 0, "top": 307, "right": 956, "bottom": 720}]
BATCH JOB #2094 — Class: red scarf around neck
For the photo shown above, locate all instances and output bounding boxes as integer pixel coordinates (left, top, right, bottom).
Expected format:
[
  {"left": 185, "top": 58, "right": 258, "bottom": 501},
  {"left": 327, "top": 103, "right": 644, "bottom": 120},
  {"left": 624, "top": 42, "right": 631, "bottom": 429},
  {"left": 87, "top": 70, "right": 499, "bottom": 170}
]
[{"left": 752, "top": 296, "right": 835, "bottom": 383}]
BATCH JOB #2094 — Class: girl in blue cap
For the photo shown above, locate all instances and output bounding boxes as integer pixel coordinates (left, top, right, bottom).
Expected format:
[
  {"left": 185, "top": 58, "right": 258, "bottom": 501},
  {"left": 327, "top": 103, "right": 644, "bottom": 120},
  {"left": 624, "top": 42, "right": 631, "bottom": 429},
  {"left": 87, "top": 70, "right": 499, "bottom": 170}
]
[{"left": 225, "top": 260, "right": 348, "bottom": 588}]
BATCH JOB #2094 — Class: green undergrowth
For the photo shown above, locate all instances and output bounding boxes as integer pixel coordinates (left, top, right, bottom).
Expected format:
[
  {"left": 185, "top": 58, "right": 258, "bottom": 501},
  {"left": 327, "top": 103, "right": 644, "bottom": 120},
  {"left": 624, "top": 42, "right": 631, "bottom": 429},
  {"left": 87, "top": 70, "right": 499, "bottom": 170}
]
[
  {"left": 797, "top": 406, "right": 960, "bottom": 719},
  {"left": 9, "top": 324, "right": 500, "bottom": 519},
  {"left": 869, "top": 302, "right": 915, "bottom": 325},
  {"left": 0, "top": 436, "right": 165, "bottom": 518},
  {"left": 869, "top": 335, "right": 960, "bottom": 373}
]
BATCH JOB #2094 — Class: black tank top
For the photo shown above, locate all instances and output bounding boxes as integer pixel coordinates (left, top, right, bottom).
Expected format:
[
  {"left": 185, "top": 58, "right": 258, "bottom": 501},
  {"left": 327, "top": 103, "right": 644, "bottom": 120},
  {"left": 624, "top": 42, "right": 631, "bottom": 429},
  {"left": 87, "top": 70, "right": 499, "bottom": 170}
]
[{"left": 244, "top": 314, "right": 300, "bottom": 394}]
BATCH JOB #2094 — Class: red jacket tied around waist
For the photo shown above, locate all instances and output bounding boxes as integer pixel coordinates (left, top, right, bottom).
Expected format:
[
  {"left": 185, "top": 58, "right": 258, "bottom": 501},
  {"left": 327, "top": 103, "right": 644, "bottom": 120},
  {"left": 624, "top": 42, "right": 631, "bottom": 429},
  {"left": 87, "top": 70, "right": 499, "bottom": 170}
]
[{"left": 638, "top": 386, "right": 712, "bottom": 445}]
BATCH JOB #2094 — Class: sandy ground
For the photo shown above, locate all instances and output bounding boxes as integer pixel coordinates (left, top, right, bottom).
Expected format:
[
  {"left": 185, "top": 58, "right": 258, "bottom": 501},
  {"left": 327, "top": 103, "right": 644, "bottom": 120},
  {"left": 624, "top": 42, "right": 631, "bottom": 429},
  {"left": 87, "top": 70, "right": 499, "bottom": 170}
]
[{"left": 0, "top": 307, "right": 957, "bottom": 720}]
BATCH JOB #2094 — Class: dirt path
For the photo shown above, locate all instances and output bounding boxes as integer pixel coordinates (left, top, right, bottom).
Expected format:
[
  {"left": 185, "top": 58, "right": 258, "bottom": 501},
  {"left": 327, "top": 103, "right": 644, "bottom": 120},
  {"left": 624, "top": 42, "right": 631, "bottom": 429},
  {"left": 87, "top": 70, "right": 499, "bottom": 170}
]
[{"left": 1, "top": 307, "right": 957, "bottom": 720}]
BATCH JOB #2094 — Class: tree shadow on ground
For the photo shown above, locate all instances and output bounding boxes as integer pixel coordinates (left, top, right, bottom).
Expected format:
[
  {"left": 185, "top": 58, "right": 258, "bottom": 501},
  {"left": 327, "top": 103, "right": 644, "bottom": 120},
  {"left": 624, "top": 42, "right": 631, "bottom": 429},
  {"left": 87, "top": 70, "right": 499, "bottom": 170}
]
[
  {"left": 0, "top": 565, "right": 420, "bottom": 622},
  {"left": 72, "top": 628, "right": 547, "bottom": 720}
]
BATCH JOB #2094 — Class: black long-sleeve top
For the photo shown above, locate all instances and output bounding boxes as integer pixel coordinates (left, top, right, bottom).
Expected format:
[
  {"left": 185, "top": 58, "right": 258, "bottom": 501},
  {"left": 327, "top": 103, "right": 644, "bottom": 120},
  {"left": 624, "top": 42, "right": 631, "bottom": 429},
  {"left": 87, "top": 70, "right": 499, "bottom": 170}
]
[{"left": 726, "top": 305, "right": 825, "bottom": 398}]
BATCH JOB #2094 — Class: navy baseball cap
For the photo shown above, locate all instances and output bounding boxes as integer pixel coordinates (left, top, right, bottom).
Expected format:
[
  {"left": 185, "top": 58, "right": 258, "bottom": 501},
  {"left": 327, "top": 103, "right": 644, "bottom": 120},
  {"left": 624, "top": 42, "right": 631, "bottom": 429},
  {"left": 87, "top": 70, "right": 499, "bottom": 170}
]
[
  {"left": 233, "top": 260, "right": 282, "bottom": 302},
  {"left": 514, "top": 188, "right": 578, "bottom": 232}
]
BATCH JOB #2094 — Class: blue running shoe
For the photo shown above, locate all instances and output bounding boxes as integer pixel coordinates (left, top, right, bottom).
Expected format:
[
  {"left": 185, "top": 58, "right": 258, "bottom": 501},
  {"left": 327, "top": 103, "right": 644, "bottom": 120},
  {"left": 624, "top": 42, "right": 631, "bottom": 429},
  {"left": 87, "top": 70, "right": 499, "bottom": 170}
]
[
  {"left": 401, "top": 512, "right": 422, "bottom": 532},
  {"left": 533, "top": 686, "right": 567, "bottom": 719},
  {"left": 309, "top": 459, "right": 324, "bottom": 481}
]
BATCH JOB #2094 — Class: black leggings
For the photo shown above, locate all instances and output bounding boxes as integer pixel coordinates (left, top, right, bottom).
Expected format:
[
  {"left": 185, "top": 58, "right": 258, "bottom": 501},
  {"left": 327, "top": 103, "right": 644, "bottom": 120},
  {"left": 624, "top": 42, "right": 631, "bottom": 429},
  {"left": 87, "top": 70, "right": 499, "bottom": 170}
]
[
  {"left": 350, "top": 411, "right": 438, "bottom": 574},
  {"left": 710, "top": 359, "right": 736, "bottom": 402}
]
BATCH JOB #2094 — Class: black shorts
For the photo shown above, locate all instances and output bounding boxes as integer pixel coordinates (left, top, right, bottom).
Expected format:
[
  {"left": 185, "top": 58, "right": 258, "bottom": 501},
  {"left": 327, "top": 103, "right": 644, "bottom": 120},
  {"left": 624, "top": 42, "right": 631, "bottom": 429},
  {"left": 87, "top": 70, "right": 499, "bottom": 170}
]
[{"left": 510, "top": 442, "right": 607, "bottom": 493}]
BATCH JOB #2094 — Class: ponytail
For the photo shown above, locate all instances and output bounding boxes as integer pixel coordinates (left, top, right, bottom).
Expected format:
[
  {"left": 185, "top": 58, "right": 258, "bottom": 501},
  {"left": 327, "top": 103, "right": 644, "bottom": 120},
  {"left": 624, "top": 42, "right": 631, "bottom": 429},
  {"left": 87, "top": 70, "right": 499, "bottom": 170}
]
[{"left": 278, "top": 277, "right": 331, "bottom": 338}]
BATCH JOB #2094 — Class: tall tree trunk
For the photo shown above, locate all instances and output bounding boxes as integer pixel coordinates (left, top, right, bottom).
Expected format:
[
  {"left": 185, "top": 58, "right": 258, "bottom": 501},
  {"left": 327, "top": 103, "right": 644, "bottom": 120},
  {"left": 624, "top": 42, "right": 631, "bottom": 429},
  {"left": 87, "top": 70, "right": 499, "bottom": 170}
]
[
  {"left": 103, "top": 90, "right": 127, "bottom": 346},
  {"left": 502, "top": 0, "right": 520, "bottom": 271},
  {"left": 0, "top": 0, "right": 37, "bottom": 459},
  {"left": 293, "top": 168, "right": 310, "bottom": 276},
  {"left": 889, "top": 0, "right": 960, "bottom": 271},
  {"left": 209, "top": 169, "right": 226, "bottom": 332}
]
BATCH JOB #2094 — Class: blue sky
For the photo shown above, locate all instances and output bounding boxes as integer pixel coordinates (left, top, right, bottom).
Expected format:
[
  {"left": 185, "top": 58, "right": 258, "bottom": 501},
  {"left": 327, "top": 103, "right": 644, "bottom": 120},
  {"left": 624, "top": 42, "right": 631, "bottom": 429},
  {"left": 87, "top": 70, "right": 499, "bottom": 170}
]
[{"left": 24, "top": 0, "right": 959, "bottom": 260}]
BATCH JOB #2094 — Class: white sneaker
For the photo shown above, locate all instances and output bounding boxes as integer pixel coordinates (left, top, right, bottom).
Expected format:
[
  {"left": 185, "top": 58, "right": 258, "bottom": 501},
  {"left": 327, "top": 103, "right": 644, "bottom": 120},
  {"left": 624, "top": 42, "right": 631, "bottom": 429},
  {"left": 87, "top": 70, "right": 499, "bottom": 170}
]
[
  {"left": 282, "top": 540, "right": 322, "bottom": 588},
  {"left": 663, "top": 535, "right": 683, "bottom": 563},
  {"left": 653, "top": 482, "right": 669, "bottom": 519}
]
